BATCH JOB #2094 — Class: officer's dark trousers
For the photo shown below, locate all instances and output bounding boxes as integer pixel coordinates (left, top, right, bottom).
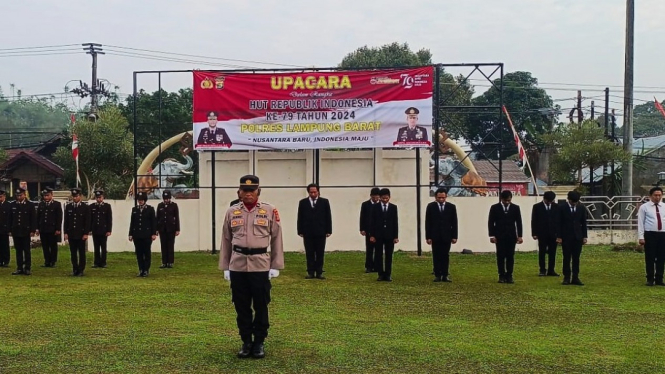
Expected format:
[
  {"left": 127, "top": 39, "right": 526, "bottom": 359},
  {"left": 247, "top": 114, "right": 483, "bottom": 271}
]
[
  {"left": 303, "top": 235, "right": 326, "bottom": 275},
  {"left": 562, "top": 240, "right": 583, "bottom": 280},
  {"left": 538, "top": 237, "right": 558, "bottom": 273},
  {"left": 13, "top": 235, "right": 31, "bottom": 270},
  {"left": 432, "top": 239, "right": 452, "bottom": 278},
  {"left": 230, "top": 271, "right": 271, "bottom": 344},
  {"left": 495, "top": 239, "right": 516, "bottom": 277},
  {"left": 41, "top": 232, "right": 58, "bottom": 265},
  {"left": 159, "top": 232, "right": 176, "bottom": 264},
  {"left": 92, "top": 234, "right": 108, "bottom": 267},
  {"left": 644, "top": 231, "right": 665, "bottom": 282},
  {"left": 374, "top": 238, "right": 395, "bottom": 277},
  {"left": 133, "top": 238, "right": 152, "bottom": 272},
  {"left": 69, "top": 238, "right": 86, "bottom": 273},
  {"left": 0, "top": 234, "right": 10, "bottom": 265},
  {"left": 364, "top": 236, "right": 375, "bottom": 271}
]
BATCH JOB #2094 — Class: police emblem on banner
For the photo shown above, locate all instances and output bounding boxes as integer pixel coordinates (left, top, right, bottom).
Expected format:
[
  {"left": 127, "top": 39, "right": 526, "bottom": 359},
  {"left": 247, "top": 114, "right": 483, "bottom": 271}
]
[
  {"left": 216, "top": 133, "right": 223, "bottom": 142},
  {"left": 215, "top": 76, "right": 225, "bottom": 89},
  {"left": 200, "top": 78, "right": 213, "bottom": 89}
]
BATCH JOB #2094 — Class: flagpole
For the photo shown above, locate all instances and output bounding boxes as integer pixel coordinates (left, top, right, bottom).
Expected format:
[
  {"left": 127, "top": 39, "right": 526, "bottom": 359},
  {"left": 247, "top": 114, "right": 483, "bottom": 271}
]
[{"left": 502, "top": 106, "right": 540, "bottom": 195}]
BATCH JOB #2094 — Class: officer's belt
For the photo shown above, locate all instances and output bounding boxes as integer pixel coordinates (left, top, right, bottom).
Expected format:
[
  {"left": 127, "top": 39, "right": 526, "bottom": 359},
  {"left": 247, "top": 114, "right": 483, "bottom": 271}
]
[{"left": 233, "top": 246, "right": 267, "bottom": 255}]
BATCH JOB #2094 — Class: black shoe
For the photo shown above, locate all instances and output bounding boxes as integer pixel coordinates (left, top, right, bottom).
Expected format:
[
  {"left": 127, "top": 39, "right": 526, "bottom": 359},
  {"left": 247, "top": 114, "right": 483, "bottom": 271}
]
[
  {"left": 656, "top": 281, "right": 665, "bottom": 286},
  {"left": 433, "top": 276, "right": 443, "bottom": 282},
  {"left": 159, "top": 264, "right": 168, "bottom": 269},
  {"left": 77, "top": 272, "right": 84, "bottom": 277},
  {"left": 547, "top": 271, "right": 560, "bottom": 277},
  {"left": 538, "top": 271, "right": 546, "bottom": 276},
  {"left": 23, "top": 270, "right": 31, "bottom": 276},
  {"left": 237, "top": 342, "right": 253, "bottom": 358},
  {"left": 49, "top": 263, "right": 55, "bottom": 268},
  {"left": 305, "top": 274, "right": 314, "bottom": 279},
  {"left": 315, "top": 274, "right": 326, "bottom": 280},
  {"left": 443, "top": 276, "right": 452, "bottom": 282},
  {"left": 498, "top": 276, "right": 506, "bottom": 283},
  {"left": 168, "top": 263, "right": 173, "bottom": 268},
  {"left": 142, "top": 271, "right": 148, "bottom": 277},
  {"left": 365, "top": 268, "right": 372, "bottom": 273},
  {"left": 646, "top": 281, "right": 655, "bottom": 287},
  {"left": 92, "top": 265, "right": 99, "bottom": 268},
  {"left": 41, "top": 263, "right": 49, "bottom": 267},
  {"left": 505, "top": 276, "right": 514, "bottom": 284},
  {"left": 377, "top": 276, "right": 384, "bottom": 281},
  {"left": 251, "top": 342, "right": 265, "bottom": 359},
  {"left": 571, "top": 278, "right": 584, "bottom": 286},
  {"left": 562, "top": 278, "right": 570, "bottom": 285},
  {"left": 11, "top": 269, "right": 24, "bottom": 275},
  {"left": 137, "top": 272, "right": 143, "bottom": 277},
  {"left": 384, "top": 276, "right": 392, "bottom": 282}
]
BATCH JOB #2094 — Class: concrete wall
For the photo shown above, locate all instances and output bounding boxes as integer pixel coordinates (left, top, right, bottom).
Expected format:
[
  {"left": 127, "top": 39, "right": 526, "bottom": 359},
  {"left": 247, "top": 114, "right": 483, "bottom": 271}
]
[{"left": 42, "top": 150, "right": 639, "bottom": 253}]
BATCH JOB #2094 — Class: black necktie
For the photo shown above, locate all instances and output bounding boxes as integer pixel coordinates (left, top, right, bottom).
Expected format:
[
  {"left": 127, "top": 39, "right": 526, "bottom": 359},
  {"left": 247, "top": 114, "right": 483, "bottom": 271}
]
[
  {"left": 504, "top": 205, "right": 508, "bottom": 214},
  {"left": 439, "top": 203, "right": 444, "bottom": 212},
  {"left": 383, "top": 204, "right": 387, "bottom": 213},
  {"left": 546, "top": 204, "right": 550, "bottom": 211},
  {"left": 312, "top": 199, "right": 317, "bottom": 208}
]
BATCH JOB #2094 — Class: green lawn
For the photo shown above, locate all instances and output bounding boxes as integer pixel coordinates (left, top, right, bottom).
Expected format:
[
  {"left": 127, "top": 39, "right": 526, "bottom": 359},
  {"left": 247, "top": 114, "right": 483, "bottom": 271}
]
[{"left": 0, "top": 246, "right": 663, "bottom": 373}]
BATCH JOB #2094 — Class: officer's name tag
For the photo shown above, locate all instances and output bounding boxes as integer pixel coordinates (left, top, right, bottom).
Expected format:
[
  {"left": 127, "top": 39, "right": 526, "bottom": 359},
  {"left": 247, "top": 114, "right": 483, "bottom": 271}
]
[
  {"left": 255, "top": 218, "right": 268, "bottom": 226},
  {"left": 231, "top": 219, "right": 244, "bottom": 227}
]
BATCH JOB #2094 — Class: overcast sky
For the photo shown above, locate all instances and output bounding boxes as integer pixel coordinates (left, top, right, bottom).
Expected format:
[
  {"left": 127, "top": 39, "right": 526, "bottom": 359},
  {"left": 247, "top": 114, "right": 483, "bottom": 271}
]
[{"left": 2, "top": 0, "right": 664, "bottom": 122}]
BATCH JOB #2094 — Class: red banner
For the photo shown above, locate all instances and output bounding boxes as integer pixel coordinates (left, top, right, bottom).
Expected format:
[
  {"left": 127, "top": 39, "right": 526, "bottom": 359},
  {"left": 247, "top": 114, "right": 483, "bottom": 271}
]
[{"left": 192, "top": 68, "right": 434, "bottom": 150}]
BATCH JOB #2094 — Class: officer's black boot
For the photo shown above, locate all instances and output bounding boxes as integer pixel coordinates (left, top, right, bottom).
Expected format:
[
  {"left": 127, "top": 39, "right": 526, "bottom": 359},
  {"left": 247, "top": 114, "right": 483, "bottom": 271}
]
[
  {"left": 251, "top": 341, "right": 265, "bottom": 359},
  {"left": 237, "top": 341, "right": 253, "bottom": 359}
]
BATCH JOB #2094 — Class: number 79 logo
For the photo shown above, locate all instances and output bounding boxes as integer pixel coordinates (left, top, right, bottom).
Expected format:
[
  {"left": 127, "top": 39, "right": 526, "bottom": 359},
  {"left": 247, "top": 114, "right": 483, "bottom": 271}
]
[{"left": 400, "top": 74, "right": 414, "bottom": 89}]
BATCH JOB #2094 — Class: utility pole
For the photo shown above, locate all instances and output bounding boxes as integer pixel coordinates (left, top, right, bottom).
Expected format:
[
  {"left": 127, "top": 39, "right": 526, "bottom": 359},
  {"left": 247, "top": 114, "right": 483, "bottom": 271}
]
[
  {"left": 622, "top": 0, "right": 635, "bottom": 196},
  {"left": 591, "top": 100, "right": 595, "bottom": 120},
  {"left": 577, "top": 90, "right": 583, "bottom": 124},
  {"left": 603, "top": 88, "right": 610, "bottom": 196},
  {"left": 611, "top": 109, "right": 617, "bottom": 196},
  {"left": 70, "top": 43, "right": 110, "bottom": 122}
]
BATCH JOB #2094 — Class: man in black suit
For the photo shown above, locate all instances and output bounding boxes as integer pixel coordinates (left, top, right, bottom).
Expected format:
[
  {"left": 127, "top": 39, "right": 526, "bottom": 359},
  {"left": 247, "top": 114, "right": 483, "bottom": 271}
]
[
  {"left": 557, "top": 191, "right": 588, "bottom": 286},
  {"left": 90, "top": 188, "right": 113, "bottom": 268},
  {"left": 531, "top": 191, "right": 560, "bottom": 276},
  {"left": 488, "top": 190, "right": 523, "bottom": 284},
  {"left": 64, "top": 188, "right": 91, "bottom": 276},
  {"left": 426, "top": 187, "right": 458, "bottom": 282},
  {"left": 368, "top": 188, "right": 399, "bottom": 281},
  {"left": 36, "top": 187, "right": 63, "bottom": 268},
  {"left": 129, "top": 192, "right": 157, "bottom": 277},
  {"left": 0, "top": 190, "right": 10, "bottom": 267},
  {"left": 297, "top": 183, "right": 332, "bottom": 279},
  {"left": 359, "top": 187, "right": 381, "bottom": 273},
  {"left": 10, "top": 187, "right": 36, "bottom": 275}
]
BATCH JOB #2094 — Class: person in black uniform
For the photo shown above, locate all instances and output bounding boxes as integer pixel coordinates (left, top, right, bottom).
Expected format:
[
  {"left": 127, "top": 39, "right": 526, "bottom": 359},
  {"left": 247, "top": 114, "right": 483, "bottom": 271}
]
[
  {"left": 531, "top": 191, "right": 560, "bottom": 276},
  {"left": 64, "top": 188, "right": 90, "bottom": 276},
  {"left": 557, "top": 191, "right": 588, "bottom": 286},
  {"left": 425, "top": 187, "right": 458, "bottom": 282},
  {"left": 36, "top": 187, "right": 62, "bottom": 268},
  {"left": 10, "top": 187, "right": 36, "bottom": 275},
  {"left": 359, "top": 187, "right": 381, "bottom": 273},
  {"left": 0, "top": 190, "right": 11, "bottom": 267},
  {"left": 90, "top": 188, "right": 113, "bottom": 268},
  {"left": 297, "top": 183, "right": 332, "bottom": 279},
  {"left": 368, "top": 188, "right": 399, "bottom": 281},
  {"left": 157, "top": 190, "right": 180, "bottom": 269},
  {"left": 488, "top": 190, "right": 523, "bottom": 284},
  {"left": 197, "top": 111, "right": 233, "bottom": 146},
  {"left": 230, "top": 189, "right": 241, "bottom": 207},
  {"left": 395, "top": 107, "right": 429, "bottom": 143},
  {"left": 128, "top": 192, "right": 156, "bottom": 277}
]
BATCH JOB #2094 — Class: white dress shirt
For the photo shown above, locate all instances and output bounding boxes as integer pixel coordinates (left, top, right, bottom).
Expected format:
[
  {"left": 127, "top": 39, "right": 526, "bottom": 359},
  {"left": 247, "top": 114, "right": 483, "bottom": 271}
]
[{"left": 638, "top": 201, "right": 665, "bottom": 240}]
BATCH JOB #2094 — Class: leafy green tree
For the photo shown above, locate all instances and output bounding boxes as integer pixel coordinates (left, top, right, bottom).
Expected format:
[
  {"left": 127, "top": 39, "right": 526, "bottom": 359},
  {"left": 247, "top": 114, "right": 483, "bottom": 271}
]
[
  {"left": 53, "top": 107, "right": 134, "bottom": 199},
  {"left": 541, "top": 120, "right": 631, "bottom": 185},
  {"left": 0, "top": 148, "right": 7, "bottom": 164},
  {"left": 632, "top": 100, "right": 665, "bottom": 137}
]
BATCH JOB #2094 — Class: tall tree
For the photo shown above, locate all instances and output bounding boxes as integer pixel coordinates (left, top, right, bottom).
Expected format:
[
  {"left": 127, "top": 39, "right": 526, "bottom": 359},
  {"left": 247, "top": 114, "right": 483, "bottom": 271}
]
[
  {"left": 465, "top": 71, "right": 555, "bottom": 159},
  {"left": 632, "top": 99, "right": 665, "bottom": 137},
  {"left": 541, "top": 120, "right": 631, "bottom": 185},
  {"left": 0, "top": 91, "right": 70, "bottom": 149},
  {"left": 53, "top": 107, "right": 134, "bottom": 199}
]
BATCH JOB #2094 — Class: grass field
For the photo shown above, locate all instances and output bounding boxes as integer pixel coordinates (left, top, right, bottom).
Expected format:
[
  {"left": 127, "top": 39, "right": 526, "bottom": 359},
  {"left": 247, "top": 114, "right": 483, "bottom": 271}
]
[{"left": 0, "top": 246, "right": 664, "bottom": 373}]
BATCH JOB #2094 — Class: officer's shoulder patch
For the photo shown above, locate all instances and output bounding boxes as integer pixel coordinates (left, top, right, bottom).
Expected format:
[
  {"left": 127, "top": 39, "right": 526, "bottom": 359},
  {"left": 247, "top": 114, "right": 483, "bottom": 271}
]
[
  {"left": 274, "top": 208, "right": 280, "bottom": 222},
  {"left": 233, "top": 210, "right": 241, "bottom": 215},
  {"left": 258, "top": 208, "right": 267, "bottom": 214}
]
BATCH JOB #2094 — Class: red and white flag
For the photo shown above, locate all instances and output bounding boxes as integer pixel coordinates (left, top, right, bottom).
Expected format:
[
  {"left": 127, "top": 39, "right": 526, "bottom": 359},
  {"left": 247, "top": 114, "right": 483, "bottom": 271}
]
[
  {"left": 655, "top": 97, "right": 665, "bottom": 119},
  {"left": 72, "top": 134, "right": 81, "bottom": 187},
  {"left": 502, "top": 105, "right": 526, "bottom": 163}
]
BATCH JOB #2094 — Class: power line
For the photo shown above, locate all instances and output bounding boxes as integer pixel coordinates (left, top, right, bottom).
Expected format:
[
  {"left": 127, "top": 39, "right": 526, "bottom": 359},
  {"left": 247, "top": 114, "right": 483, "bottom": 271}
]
[
  {"left": 104, "top": 50, "right": 258, "bottom": 69},
  {"left": 0, "top": 52, "right": 82, "bottom": 58},
  {"left": 0, "top": 44, "right": 80, "bottom": 51},
  {"left": 105, "top": 44, "right": 307, "bottom": 68},
  {"left": 0, "top": 48, "right": 83, "bottom": 55}
]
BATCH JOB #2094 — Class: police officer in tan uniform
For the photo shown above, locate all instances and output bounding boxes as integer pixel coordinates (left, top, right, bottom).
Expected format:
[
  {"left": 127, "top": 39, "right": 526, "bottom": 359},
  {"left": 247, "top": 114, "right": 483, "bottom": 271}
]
[{"left": 219, "top": 175, "right": 284, "bottom": 359}]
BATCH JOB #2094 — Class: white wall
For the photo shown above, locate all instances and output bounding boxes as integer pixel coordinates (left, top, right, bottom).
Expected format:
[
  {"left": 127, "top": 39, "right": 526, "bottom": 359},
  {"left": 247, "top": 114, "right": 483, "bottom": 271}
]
[{"left": 76, "top": 149, "right": 638, "bottom": 254}]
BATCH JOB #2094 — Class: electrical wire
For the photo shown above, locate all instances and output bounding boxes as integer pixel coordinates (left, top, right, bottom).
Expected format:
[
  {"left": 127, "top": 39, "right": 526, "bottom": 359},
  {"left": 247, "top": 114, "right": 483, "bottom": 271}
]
[
  {"left": 104, "top": 50, "right": 256, "bottom": 69},
  {"left": 0, "top": 44, "right": 80, "bottom": 51}
]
